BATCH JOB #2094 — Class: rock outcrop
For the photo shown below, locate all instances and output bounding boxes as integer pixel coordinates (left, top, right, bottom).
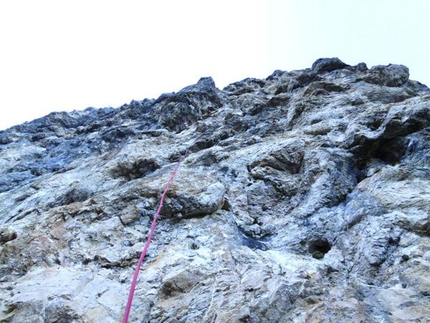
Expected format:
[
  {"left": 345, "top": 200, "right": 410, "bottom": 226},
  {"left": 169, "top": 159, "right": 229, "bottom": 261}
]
[{"left": 1, "top": 58, "right": 430, "bottom": 322}]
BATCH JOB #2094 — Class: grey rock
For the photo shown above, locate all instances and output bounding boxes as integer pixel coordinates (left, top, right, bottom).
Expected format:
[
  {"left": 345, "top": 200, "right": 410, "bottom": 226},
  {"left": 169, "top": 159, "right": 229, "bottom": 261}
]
[
  {"left": 360, "top": 64, "right": 410, "bottom": 87},
  {"left": 1, "top": 58, "right": 430, "bottom": 322},
  {"left": 312, "top": 57, "right": 349, "bottom": 73}
]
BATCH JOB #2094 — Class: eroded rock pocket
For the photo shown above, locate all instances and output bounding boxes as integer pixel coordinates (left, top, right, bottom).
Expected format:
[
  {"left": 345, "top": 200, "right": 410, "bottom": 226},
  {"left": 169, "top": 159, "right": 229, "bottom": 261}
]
[
  {"left": 110, "top": 158, "right": 160, "bottom": 180},
  {"left": 308, "top": 237, "right": 331, "bottom": 259}
]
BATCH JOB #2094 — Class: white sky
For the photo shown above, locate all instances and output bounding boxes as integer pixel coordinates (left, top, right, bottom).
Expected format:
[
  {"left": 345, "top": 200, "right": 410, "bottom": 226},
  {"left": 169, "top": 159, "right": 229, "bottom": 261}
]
[{"left": 1, "top": 0, "right": 429, "bottom": 131}]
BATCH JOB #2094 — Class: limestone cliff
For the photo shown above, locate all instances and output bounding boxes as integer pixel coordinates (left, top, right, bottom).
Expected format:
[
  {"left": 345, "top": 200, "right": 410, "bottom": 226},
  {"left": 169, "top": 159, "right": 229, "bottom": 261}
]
[{"left": 1, "top": 58, "right": 430, "bottom": 322}]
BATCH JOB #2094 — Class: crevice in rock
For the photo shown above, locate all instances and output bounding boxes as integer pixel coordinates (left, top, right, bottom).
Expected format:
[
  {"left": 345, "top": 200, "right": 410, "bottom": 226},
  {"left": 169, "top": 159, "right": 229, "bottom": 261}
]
[{"left": 240, "top": 232, "right": 269, "bottom": 251}]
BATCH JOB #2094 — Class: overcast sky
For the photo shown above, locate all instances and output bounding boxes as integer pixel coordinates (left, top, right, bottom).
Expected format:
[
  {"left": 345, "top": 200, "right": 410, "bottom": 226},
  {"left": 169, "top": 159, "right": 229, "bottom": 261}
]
[{"left": 1, "top": 0, "right": 429, "bottom": 131}]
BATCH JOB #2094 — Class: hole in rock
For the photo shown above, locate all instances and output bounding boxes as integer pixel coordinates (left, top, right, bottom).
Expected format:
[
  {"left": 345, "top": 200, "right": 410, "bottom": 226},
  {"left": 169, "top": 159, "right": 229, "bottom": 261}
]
[
  {"left": 374, "top": 138, "right": 407, "bottom": 165},
  {"left": 308, "top": 238, "right": 331, "bottom": 259},
  {"left": 190, "top": 241, "right": 199, "bottom": 250}
]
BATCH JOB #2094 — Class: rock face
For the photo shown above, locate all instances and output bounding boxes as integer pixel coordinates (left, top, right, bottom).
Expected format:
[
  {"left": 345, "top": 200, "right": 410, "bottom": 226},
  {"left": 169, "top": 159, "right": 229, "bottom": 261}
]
[{"left": 1, "top": 58, "right": 430, "bottom": 322}]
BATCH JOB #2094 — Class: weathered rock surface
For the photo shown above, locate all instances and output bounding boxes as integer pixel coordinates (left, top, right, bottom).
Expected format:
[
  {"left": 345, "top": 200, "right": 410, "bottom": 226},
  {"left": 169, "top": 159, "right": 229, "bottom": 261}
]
[{"left": 1, "top": 58, "right": 430, "bottom": 322}]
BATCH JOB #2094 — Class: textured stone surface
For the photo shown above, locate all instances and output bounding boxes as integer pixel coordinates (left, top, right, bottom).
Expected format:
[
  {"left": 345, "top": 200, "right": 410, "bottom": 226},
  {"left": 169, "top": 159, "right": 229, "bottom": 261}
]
[{"left": 1, "top": 58, "right": 430, "bottom": 322}]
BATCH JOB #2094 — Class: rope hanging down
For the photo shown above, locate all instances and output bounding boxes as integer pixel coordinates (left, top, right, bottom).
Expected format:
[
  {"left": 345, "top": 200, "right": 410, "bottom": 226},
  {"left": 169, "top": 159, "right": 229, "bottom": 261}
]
[{"left": 122, "top": 152, "right": 187, "bottom": 323}]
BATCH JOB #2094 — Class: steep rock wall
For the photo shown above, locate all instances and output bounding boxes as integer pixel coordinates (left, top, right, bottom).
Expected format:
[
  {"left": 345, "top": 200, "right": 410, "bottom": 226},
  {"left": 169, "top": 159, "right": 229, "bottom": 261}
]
[{"left": 1, "top": 58, "right": 430, "bottom": 322}]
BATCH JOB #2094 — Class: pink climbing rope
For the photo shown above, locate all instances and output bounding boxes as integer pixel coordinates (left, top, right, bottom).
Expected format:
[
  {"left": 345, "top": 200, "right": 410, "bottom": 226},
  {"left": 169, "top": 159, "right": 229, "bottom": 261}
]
[{"left": 122, "top": 152, "right": 187, "bottom": 323}]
